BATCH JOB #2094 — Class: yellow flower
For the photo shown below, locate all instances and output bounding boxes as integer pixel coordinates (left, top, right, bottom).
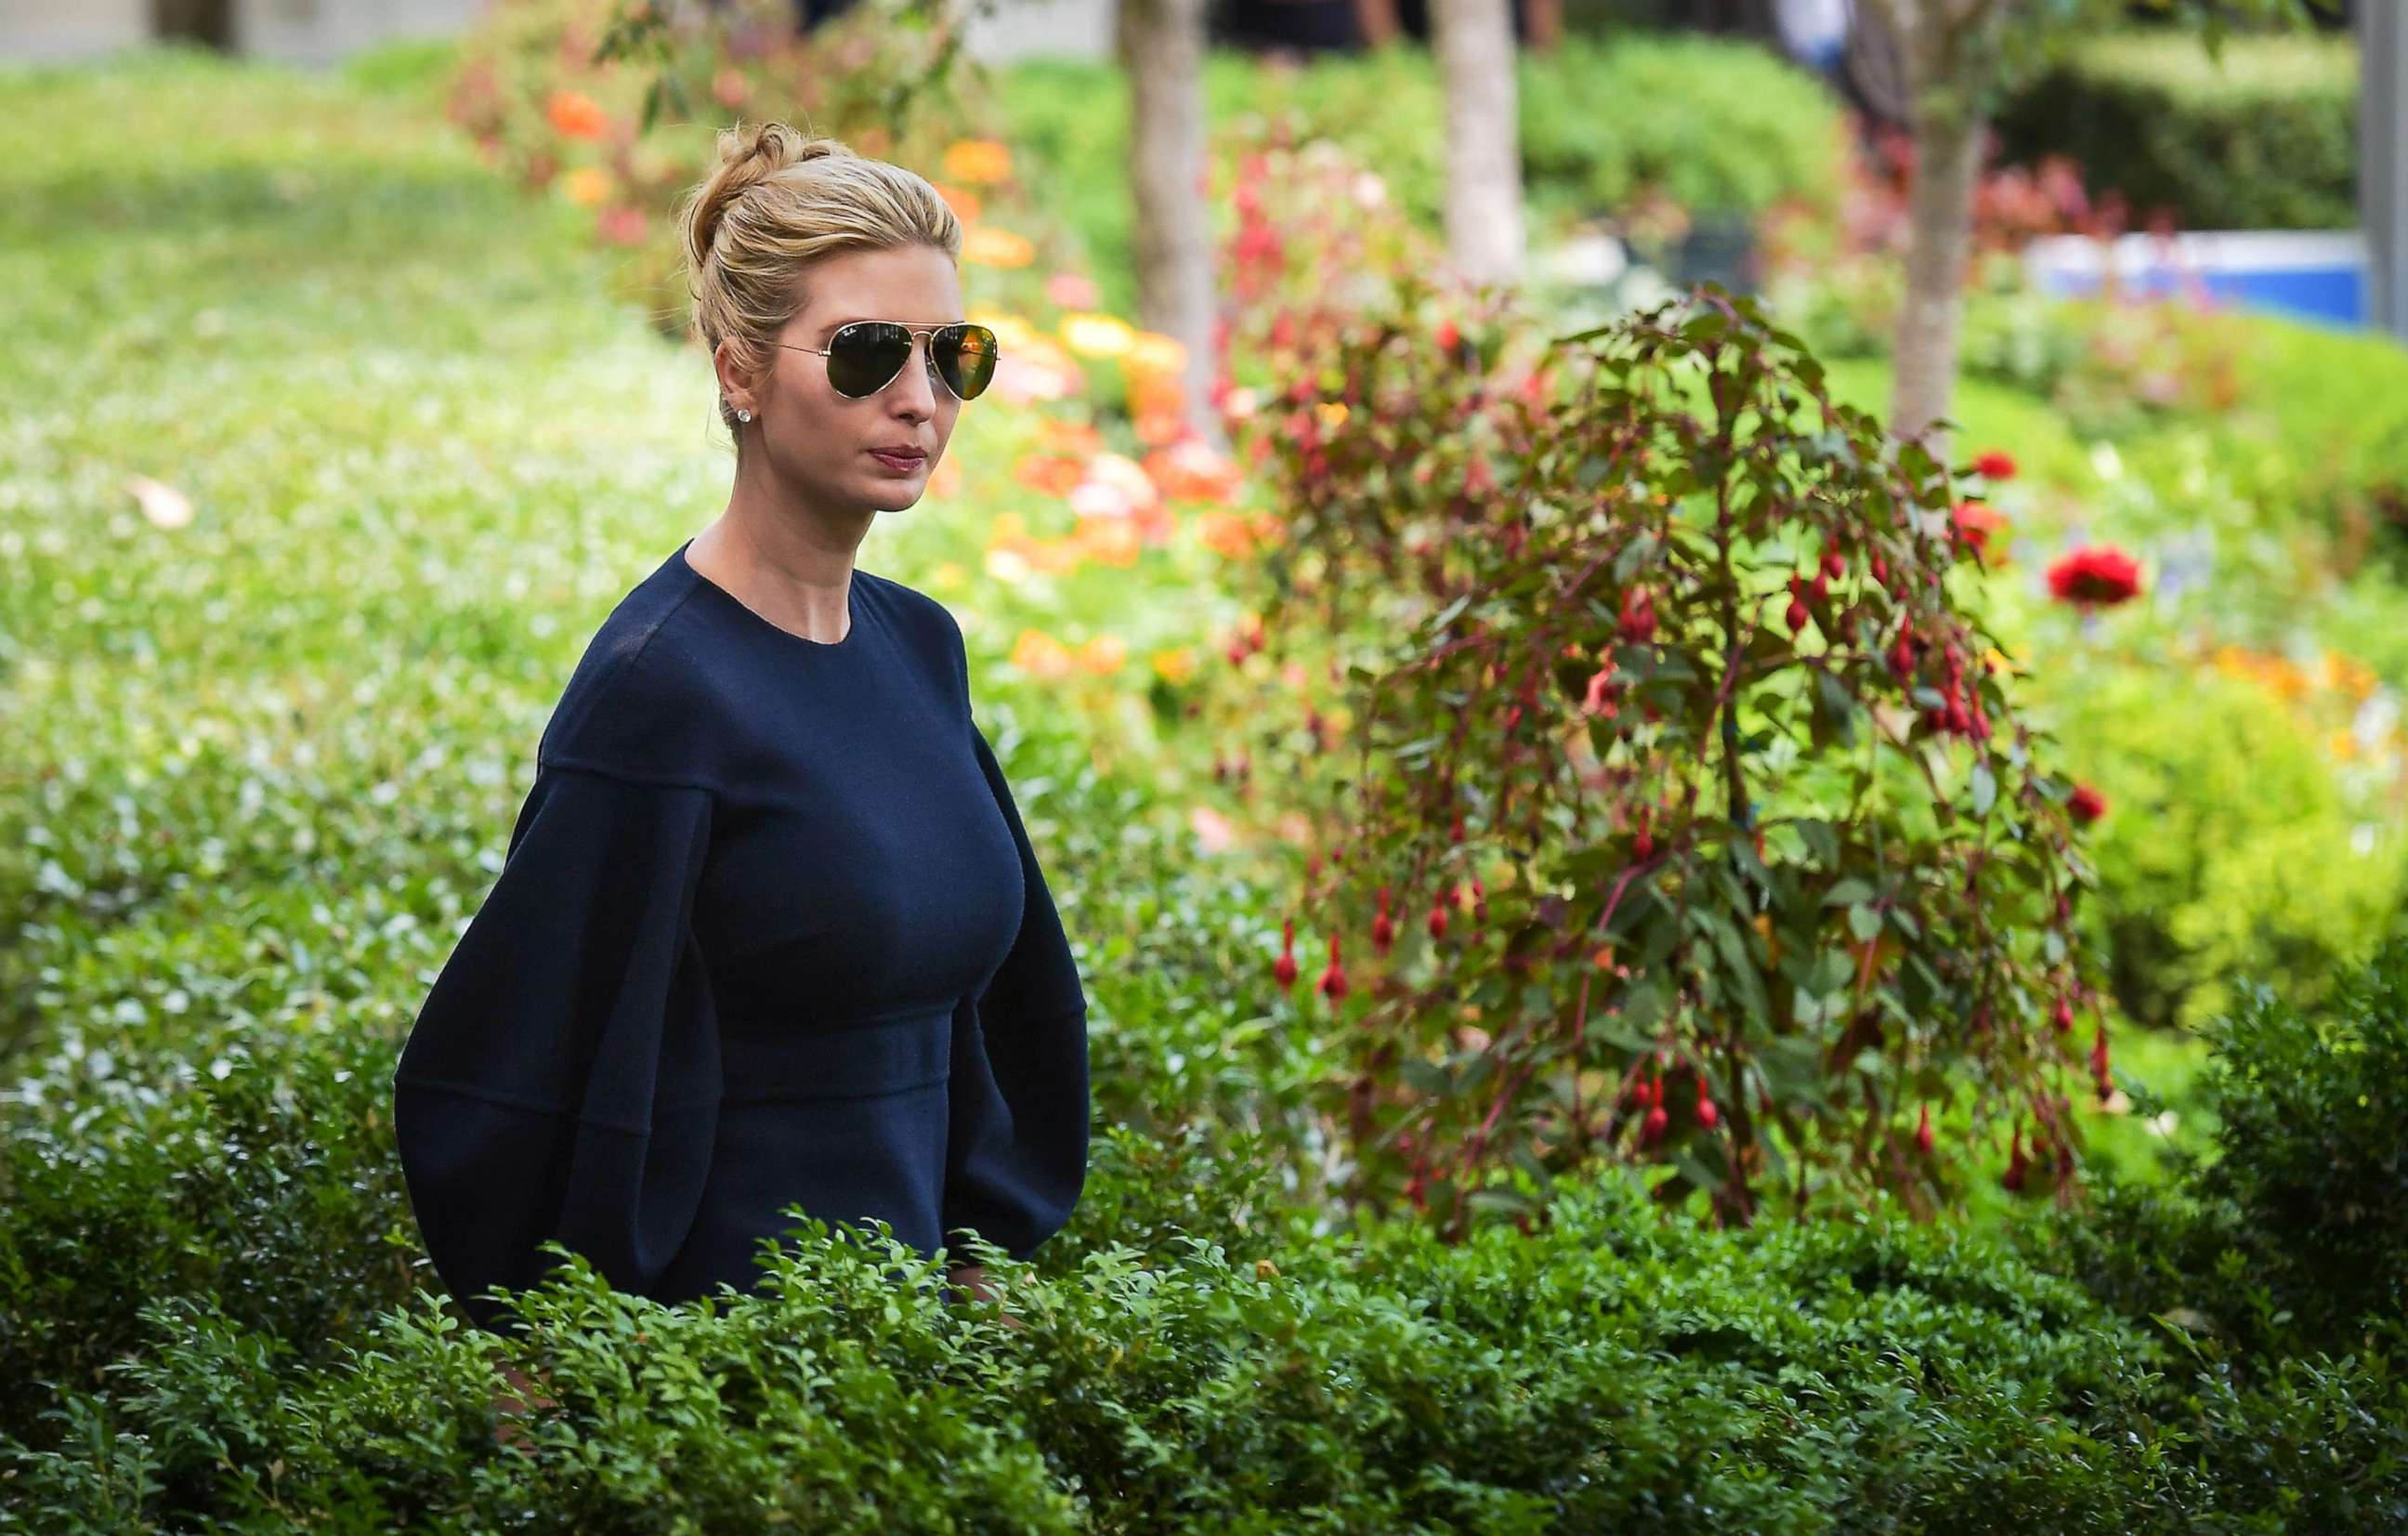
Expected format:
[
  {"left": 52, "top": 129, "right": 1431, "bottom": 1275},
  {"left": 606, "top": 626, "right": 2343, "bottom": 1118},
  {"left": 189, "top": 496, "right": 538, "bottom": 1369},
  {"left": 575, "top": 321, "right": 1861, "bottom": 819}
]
[
  {"left": 1123, "top": 331, "right": 1188, "bottom": 378},
  {"left": 562, "top": 166, "right": 612, "bottom": 206},
  {"left": 985, "top": 546, "right": 1032, "bottom": 584},
  {"left": 1315, "top": 400, "right": 1350, "bottom": 431},
  {"left": 962, "top": 226, "right": 1034, "bottom": 269},
  {"left": 942, "top": 138, "right": 1014, "bottom": 186},
  {"left": 968, "top": 309, "right": 1037, "bottom": 349},
  {"left": 1151, "top": 646, "right": 1197, "bottom": 685},
  {"left": 1060, "top": 311, "right": 1136, "bottom": 358}
]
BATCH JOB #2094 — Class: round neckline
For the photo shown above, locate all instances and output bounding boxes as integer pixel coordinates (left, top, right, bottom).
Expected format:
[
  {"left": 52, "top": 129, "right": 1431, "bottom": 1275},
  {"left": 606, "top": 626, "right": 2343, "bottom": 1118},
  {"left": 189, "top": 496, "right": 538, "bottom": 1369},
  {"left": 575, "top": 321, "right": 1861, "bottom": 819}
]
[{"left": 676, "top": 538, "right": 865, "bottom": 652}]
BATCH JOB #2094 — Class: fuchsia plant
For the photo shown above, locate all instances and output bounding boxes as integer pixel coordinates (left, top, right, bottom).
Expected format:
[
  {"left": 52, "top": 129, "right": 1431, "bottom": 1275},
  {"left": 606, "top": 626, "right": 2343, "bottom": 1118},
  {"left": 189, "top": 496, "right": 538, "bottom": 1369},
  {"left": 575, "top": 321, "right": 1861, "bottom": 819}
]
[{"left": 1216, "top": 273, "right": 2109, "bottom": 1236}]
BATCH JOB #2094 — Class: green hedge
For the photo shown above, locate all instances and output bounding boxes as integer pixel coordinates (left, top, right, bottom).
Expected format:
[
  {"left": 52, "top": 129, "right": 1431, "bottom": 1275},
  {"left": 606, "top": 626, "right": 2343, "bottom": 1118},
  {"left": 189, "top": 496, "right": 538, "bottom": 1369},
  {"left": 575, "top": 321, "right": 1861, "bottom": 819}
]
[
  {"left": 1992, "top": 31, "right": 2359, "bottom": 230},
  {"left": 8, "top": 1092, "right": 2407, "bottom": 1531}
]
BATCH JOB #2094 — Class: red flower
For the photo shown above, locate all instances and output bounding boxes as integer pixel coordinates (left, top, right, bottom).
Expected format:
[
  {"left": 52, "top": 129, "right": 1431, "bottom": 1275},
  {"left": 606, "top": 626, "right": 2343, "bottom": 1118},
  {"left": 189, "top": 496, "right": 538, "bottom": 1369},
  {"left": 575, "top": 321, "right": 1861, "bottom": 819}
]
[
  {"left": 1951, "top": 500, "right": 2005, "bottom": 554},
  {"left": 1973, "top": 448, "right": 2018, "bottom": 480},
  {"left": 2067, "top": 782, "right": 2107, "bottom": 825},
  {"left": 2046, "top": 545, "right": 2142, "bottom": 608},
  {"left": 1273, "top": 917, "right": 1299, "bottom": 991},
  {"left": 1914, "top": 1103, "right": 1935, "bottom": 1156}
]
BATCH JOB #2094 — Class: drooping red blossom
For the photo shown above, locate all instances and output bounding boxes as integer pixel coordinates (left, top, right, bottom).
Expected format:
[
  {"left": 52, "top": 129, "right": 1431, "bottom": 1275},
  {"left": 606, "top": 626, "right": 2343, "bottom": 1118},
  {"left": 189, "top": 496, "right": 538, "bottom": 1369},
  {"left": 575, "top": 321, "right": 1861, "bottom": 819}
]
[
  {"left": 1273, "top": 917, "right": 1299, "bottom": 991},
  {"left": 2067, "top": 782, "right": 2108, "bottom": 824},
  {"left": 2045, "top": 545, "right": 2143, "bottom": 608},
  {"left": 1914, "top": 1102, "right": 1935, "bottom": 1156},
  {"left": 1316, "top": 932, "right": 1349, "bottom": 1002},
  {"left": 1427, "top": 898, "right": 1449, "bottom": 941},
  {"left": 1371, "top": 885, "right": 1395, "bottom": 955},
  {"left": 2090, "top": 1026, "right": 2113, "bottom": 1097},
  {"left": 1973, "top": 448, "right": 2018, "bottom": 480},
  {"left": 1581, "top": 666, "right": 1620, "bottom": 719},
  {"left": 1642, "top": 1100, "right": 1669, "bottom": 1146},
  {"left": 2002, "top": 1124, "right": 2028, "bottom": 1192},
  {"left": 1617, "top": 585, "right": 1657, "bottom": 645}
]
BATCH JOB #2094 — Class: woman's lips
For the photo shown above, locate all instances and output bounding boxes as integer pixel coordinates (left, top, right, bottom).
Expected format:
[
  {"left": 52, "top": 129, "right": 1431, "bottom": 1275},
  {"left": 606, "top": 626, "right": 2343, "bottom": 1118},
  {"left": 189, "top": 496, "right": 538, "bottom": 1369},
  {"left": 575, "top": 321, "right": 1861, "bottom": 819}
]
[{"left": 868, "top": 450, "right": 924, "bottom": 472}]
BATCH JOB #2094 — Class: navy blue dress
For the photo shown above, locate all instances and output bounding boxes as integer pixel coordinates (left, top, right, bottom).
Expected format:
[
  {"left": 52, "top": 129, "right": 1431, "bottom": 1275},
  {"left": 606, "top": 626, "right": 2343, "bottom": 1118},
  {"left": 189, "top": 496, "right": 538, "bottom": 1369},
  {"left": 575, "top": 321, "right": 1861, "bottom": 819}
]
[{"left": 390, "top": 538, "right": 1090, "bottom": 1335}]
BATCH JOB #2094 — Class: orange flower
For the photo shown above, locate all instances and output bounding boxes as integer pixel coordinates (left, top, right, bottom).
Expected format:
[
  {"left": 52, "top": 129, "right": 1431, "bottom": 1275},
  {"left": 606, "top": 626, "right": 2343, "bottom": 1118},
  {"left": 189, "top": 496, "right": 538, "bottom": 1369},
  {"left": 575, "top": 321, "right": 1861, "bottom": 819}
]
[
  {"left": 933, "top": 183, "right": 982, "bottom": 224},
  {"left": 562, "top": 166, "right": 612, "bottom": 206},
  {"left": 962, "top": 226, "right": 1033, "bottom": 269},
  {"left": 1014, "top": 452, "right": 1087, "bottom": 495},
  {"left": 942, "top": 138, "right": 1014, "bottom": 186},
  {"left": 1072, "top": 516, "right": 1143, "bottom": 567},
  {"left": 1010, "top": 628, "right": 1076, "bottom": 678},
  {"left": 545, "top": 89, "right": 610, "bottom": 140},
  {"left": 1075, "top": 634, "right": 1127, "bottom": 675},
  {"left": 1195, "top": 510, "right": 1259, "bottom": 560}
]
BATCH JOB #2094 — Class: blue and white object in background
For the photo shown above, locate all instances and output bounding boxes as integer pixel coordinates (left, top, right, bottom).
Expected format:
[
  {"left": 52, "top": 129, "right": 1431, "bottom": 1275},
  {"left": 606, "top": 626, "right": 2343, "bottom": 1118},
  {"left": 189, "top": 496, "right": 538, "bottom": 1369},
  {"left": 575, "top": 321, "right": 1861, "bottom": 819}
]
[{"left": 2023, "top": 230, "right": 2369, "bottom": 330}]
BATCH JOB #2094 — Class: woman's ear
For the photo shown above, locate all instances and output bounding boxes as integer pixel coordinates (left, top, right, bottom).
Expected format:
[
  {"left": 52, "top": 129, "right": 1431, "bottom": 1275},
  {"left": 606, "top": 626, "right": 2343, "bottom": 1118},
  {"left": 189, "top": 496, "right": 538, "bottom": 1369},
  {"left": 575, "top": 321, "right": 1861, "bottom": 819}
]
[{"left": 713, "top": 337, "right": 760, "bottom": 419}]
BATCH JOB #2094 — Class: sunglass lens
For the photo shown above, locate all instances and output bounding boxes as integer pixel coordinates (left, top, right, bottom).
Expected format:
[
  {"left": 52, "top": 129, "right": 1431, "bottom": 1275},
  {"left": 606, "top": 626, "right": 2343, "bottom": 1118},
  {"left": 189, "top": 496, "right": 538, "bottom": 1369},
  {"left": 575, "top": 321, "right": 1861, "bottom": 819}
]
[
  {"left": 828, "top": 322, "right": 914, "bottom": 398},
  {"left": 936, "top": 324, "right": 999, "bottom": 401}
]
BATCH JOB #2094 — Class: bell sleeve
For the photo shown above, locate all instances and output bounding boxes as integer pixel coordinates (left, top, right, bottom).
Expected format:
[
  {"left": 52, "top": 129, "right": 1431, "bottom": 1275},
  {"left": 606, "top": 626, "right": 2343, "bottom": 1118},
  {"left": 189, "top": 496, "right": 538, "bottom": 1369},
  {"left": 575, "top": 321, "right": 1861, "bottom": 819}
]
[
  {"left": 941, "top": 722, "right": 1092, "bottom": 1265},
  {"left": 390, "top": 761, "right": 722, "bottom": 1337}
]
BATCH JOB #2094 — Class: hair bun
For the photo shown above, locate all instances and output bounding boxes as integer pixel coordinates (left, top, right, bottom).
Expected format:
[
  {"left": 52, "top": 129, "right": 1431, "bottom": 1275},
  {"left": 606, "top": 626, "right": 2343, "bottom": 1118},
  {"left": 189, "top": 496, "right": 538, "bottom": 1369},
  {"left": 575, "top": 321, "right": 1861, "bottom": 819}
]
[{"left": 677, "top": 120, "right": 854, "bottom": 273}]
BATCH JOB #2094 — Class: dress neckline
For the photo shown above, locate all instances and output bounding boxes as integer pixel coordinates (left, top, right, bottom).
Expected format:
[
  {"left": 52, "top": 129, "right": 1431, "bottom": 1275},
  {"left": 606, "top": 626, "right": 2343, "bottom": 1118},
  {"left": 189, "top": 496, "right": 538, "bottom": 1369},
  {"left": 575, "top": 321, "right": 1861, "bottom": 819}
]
[{"left": 675, "top": 537, "right": 865, "bottom": 653}]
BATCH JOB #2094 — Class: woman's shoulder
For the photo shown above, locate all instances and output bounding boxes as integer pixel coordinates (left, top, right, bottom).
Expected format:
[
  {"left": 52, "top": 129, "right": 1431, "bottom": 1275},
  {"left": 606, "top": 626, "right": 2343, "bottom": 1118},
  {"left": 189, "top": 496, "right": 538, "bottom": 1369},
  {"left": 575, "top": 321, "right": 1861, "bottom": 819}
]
[{"left": 535, "top": 549, "right": 731, "bottom": 790}]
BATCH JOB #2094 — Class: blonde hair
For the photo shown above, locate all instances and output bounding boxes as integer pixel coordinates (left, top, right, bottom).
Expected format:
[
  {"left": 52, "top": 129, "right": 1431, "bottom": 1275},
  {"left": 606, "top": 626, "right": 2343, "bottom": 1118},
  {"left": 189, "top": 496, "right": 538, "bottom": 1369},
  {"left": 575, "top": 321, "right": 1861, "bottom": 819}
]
[{"left": 674, "top": 121, "right": 963, "bottom": 438}]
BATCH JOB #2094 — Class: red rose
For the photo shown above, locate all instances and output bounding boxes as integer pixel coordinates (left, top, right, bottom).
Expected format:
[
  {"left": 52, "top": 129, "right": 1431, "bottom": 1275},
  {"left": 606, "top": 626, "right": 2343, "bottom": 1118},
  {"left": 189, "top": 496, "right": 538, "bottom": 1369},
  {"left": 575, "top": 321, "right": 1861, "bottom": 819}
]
[
  {"left": 2067, "top": 782, "right": 2107, "bottom": 824},
  {"left": 2045, "top": 545, "right": 2142, "bottom": 607},
  {"left": 1973, "top": 448, "right": 2017, "bottom": 480}
]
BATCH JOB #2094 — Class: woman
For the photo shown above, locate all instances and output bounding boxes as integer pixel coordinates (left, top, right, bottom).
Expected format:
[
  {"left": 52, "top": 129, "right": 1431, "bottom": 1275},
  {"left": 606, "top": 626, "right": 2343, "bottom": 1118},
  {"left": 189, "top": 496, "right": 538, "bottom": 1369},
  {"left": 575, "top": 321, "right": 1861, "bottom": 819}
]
[{"left": 389, "top": 121, "right": 1091, "bottom": 1375}]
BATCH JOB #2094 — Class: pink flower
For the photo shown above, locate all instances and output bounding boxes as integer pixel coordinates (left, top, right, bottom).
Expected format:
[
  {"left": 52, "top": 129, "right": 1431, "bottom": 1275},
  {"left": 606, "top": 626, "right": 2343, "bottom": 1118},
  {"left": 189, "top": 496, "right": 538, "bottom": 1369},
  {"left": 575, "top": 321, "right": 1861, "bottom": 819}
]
[
  {"left": 2045, "top": 545, "right": 2142, "bottom": 607},
  {"left": 1045, "top": 271, "right": 1101, "bottom": 309},
  {"left": 1973, "top": 448, "right": 2018, "bottom": 480}
]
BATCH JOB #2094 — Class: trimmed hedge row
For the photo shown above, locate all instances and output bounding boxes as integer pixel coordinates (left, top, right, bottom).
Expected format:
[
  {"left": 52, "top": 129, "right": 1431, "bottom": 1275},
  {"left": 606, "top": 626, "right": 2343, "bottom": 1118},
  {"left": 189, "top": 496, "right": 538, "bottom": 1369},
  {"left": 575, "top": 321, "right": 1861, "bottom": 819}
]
[{"left": 1992, "top": 30, "right": 2358, "bottom": 231}]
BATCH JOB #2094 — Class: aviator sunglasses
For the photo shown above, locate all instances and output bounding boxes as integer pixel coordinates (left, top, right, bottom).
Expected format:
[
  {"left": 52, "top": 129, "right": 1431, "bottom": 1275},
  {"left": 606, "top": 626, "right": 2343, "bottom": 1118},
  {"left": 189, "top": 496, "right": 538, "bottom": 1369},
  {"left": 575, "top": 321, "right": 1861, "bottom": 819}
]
[{"left": 779, "top": 320, "right": 1001, "bottom": 401}]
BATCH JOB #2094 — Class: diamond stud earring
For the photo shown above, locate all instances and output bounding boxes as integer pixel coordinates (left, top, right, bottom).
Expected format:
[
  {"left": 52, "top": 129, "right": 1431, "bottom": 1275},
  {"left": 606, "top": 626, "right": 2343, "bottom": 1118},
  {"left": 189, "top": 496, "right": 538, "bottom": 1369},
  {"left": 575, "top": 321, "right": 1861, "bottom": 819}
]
[{"left": 736, "top": 407, "right": 753, "bottom": 423}]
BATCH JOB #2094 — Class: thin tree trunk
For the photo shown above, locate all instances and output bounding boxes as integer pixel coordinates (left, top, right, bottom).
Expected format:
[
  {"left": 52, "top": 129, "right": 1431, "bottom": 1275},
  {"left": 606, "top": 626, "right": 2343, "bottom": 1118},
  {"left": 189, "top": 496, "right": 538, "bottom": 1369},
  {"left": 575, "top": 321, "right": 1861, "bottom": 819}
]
[
  {"left": 1431, "top": 0, "right": 1525, "bottom": 289},
  {"left": 1117, "top": 0, "right": 1225, "bottom": 450},
  {"left": 1878, "top": 0, "right": 1996, "bottom": 463}
]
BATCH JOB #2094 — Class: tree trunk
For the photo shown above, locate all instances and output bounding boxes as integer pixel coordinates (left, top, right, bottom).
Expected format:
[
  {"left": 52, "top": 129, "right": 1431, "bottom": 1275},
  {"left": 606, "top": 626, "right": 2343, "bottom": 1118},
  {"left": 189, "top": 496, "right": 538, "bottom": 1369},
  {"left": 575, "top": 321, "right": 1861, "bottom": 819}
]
[
  {"left": 1117, "top": 0, "right": 1226, "bottom": 450},
  {"left": 1431, "top": 0, "right": 1525, "bottom": 290},
  {"left": 1882, "top": 0, "right": 1993, "bottom": 462}
]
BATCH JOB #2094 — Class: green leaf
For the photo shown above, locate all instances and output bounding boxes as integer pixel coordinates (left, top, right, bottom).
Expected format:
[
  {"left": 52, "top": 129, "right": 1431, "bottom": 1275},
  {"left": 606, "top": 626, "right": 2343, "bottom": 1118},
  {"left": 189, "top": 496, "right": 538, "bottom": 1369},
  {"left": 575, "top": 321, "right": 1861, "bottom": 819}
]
[
  {"left": 1847, "top": 904, "right": 1883, "bottom": 943},
  {"left": 1970, "top": 760, "right": 1997, "bottom": 817},
  {"left": 1813, "top": 669, "right": 1858, "bottom": 746},
  {"left": 1823, "top": 878, "right": 1876, "bottom": 907}
]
